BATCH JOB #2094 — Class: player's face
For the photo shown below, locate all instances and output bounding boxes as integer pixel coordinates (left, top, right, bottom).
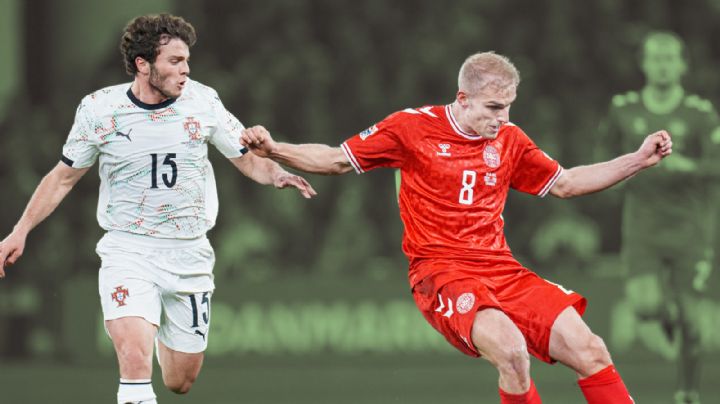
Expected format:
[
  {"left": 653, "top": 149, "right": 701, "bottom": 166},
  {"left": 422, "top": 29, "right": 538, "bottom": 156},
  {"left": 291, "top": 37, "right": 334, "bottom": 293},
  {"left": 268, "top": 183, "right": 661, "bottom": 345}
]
[
  {"left": 459, "top": 84, "right": 516, "bottom": 139},
  {"left": 148, "top": 38, "right": 190, "bottom": 99},
  {"left": 642, "top": 42, "right": 686, "bottom": 87}
]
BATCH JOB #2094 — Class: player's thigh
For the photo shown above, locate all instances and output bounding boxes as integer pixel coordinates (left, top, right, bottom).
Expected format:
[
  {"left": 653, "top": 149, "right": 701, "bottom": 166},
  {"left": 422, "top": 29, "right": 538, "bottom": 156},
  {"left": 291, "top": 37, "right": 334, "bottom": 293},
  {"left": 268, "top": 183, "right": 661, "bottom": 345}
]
[
  {"left": 496, "top": 271, "right": 586, "bottom": 364},
  {"left": 157, "top": 339, "right": 204, "bottom": 380},
  {"left": 156, "top": 288, "right": 211, "bottom": 384},
  {"left": 471, "top": 308, "right": 528, "bottom": 366},
  {"left": 106, "top": 316, "right": 158, "bottom": 354},
  {"left": 99, "top": 264, "right": 161, "bottom": 372},
  {"left": 154, "top": 240, "right": 215, "bottom": 356},
  {"left": 159, "top": 287, "right": 213, "bottom": 355},
  {"left": 99, "top": 267, "right": 163, "bottom": 323},
  {"left": 97, "top": 236, "right": 164, "bottom": 327},
  {"left": 106, "top": 316, "right": 158, "bottom": 378},
  {"left": 412, "top": 273, "right": 500, "bottom": 357},
  {"left": 548, "top": 306, "right": 608, "bottom": 376}
]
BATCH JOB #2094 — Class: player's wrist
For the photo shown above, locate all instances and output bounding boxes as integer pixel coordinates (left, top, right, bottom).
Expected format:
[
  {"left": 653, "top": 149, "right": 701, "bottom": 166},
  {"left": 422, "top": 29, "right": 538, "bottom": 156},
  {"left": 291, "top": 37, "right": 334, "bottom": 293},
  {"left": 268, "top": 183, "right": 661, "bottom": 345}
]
[
  {"left": 630, "top": 150, "right": 653, "bottom": 170},
  {"left": 11, "top": 222, "right": 31, "bottom": 238},
  {"left": 266, "top": 142, "right": 283, "bottom": 159},
  {"left": 271, "top": 168, "right": 289, "bottom": 184}
]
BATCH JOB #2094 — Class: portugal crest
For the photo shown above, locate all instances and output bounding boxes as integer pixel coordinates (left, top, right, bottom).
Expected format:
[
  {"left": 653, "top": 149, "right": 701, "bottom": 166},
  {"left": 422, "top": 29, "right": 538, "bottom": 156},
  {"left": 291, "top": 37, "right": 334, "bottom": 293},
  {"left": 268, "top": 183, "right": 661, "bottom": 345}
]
[
  {"left": 111, "top": 285, "right": 130, "bottom": 307},
  {"left": 183, "top": 117, "right": 203, "bottom": 141}
]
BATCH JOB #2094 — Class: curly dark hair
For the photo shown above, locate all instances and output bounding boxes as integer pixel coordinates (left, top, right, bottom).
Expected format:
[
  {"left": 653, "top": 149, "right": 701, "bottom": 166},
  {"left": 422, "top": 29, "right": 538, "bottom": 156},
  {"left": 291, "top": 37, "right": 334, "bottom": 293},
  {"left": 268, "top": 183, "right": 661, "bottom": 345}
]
[{"left": 120, "top": 14, "right": 197, "bottom": 76}]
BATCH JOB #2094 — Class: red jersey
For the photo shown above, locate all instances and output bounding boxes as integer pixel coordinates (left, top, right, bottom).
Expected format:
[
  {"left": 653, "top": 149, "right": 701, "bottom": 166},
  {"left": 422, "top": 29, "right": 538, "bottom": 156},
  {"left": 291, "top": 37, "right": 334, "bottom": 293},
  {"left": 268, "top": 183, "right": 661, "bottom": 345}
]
[{"left": 342, "top": 105, "right": 562, "bottom": 283}]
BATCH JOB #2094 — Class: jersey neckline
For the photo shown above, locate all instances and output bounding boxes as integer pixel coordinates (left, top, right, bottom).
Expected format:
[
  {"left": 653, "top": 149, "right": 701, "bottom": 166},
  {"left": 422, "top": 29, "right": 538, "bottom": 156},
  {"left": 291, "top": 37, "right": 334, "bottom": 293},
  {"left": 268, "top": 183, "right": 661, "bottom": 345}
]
[
  {"left": 444, "top": 104, "right": 485, "bottom": 140},
  {"left": 126, "top": 86, "right": 177, "bottom": 110}
]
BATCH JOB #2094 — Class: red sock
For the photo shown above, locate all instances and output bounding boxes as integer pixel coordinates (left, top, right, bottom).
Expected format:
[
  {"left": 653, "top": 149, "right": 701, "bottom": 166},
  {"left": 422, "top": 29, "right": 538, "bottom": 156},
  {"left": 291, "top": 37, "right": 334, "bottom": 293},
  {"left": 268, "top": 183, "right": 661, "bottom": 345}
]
[
  {"left": 499, "top": 379, "right": 542, "bottom": 404},
  {"left": 578, "top": 365, "right": 634, "bottom": 403}
]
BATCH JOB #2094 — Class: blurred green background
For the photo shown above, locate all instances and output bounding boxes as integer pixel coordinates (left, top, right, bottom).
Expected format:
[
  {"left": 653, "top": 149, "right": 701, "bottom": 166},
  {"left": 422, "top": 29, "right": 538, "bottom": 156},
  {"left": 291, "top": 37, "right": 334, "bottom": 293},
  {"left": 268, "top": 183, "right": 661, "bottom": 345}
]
[{"left": 1, "top": 0, "right": 720, "bottom": 402}]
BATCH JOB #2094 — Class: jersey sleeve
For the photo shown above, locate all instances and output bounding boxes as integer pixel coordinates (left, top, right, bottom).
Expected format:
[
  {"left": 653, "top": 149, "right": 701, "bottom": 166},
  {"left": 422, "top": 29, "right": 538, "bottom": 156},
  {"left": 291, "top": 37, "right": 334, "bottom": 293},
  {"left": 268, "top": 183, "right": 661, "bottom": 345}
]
[
  {"left": 207, "top": 89, "right": 249, "bottom": 159},
  {"left": 340, "top": 112, "right": 406, "bottom": 174},
  {"left": 509, "top": 128, "right": 563, "bottom": 197},
  {"left": 61, "top": 97, "right": 100, "bottom": 168}
]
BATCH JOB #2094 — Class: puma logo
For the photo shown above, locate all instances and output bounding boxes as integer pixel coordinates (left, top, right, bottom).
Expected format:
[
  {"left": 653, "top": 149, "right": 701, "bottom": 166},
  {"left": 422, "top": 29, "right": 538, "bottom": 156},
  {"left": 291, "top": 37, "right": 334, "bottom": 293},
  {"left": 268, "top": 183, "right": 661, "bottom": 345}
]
[
  {"left": 194, "top": 330, "right": 206, "bottom": 340},
  {"left": 116, "top": 129, "right": 133, "bottom": 141}
]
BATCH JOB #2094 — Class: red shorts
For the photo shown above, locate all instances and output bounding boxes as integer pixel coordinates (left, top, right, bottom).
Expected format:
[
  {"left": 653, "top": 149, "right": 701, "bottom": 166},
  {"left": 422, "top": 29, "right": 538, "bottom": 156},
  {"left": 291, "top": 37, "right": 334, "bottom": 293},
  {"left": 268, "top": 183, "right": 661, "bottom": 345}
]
[{"left": 410, "top": 259, "right": 587, "bottom": 363}]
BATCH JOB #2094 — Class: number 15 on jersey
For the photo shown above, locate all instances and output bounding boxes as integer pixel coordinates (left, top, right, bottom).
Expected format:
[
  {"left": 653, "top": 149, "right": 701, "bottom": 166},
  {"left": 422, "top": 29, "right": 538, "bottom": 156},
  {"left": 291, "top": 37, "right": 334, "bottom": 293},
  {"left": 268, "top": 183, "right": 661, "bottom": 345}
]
[{"left": 150, "top": 153, "right": 178, "bottom": 188}]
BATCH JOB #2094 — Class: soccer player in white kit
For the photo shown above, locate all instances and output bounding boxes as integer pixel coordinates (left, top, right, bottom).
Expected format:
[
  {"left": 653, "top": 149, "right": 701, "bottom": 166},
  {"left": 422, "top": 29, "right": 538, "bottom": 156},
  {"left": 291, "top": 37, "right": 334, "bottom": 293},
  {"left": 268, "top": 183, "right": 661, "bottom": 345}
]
[{"left": 0, "top": 14, "right": 316, "bottom": 403}]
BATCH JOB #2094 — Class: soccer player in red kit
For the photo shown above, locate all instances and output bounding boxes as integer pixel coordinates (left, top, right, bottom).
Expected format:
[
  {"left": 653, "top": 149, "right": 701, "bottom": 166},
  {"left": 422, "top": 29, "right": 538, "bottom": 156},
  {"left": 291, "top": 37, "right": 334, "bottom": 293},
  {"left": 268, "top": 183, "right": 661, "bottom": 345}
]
[{"left": 240, "top": 52, "right": 673, "bottom": 403}]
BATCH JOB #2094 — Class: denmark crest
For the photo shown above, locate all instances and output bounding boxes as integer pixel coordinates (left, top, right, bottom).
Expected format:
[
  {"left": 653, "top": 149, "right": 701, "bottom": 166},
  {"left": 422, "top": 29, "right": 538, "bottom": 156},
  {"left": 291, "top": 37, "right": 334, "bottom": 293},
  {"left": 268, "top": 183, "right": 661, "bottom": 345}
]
[
  {"left": 456, "top": 292, "right": 476, "bottom": 314},
  {"left": 111, "top": 285, "right": 130, "bottom": 307},
  {"left": 183, "top": 117, "right": 203, "bottom": 141},
  {"left": 483, "top": 145, "right": 500, "bottom": 168}
]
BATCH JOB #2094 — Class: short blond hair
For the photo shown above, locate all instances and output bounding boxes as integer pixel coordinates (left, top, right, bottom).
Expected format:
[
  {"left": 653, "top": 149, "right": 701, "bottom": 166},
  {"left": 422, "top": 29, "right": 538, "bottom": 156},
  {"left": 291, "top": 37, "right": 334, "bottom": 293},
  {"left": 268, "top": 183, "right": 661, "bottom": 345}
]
[{"left": 458, "top": 52, "right": 520, "bottom": 94}]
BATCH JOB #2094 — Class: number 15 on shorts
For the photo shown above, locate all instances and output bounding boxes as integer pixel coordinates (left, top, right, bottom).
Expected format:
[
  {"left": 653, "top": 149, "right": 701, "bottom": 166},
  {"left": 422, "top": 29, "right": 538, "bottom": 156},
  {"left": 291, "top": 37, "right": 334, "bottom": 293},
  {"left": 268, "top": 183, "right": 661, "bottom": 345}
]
[{"left": 189, "top": 292, "right": 210, "bottom": 328}]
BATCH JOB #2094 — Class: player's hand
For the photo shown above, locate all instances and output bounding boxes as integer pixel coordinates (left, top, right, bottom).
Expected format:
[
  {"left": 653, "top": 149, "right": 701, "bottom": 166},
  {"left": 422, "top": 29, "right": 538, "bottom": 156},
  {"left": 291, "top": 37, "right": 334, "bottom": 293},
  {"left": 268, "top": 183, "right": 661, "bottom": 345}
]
[
  {"left": 636, "top": 130, "right": 672, "bottom": 168},
  {"left": 0, "top": 231, "right": 27, "bottom": 278},
  {"left": 240, "top": 125, "right": 278, "bottom": 159},
  {"left": 272, "top": 172, "right": 317, "bottom": 199}
]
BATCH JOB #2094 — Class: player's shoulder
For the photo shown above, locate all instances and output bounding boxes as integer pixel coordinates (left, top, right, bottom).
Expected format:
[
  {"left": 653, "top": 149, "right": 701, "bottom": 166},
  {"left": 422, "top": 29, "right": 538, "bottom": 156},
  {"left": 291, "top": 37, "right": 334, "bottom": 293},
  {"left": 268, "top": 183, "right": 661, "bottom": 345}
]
[
  {"left": 389, "top": 105, "right": 444, "bottom": 123},
  {"left": 80, "top": 82, "right": 132, "bottom": 110},
  {"left": 500, "top": 122, "right": 536, "bottom": 149},
  {"left": 683, "top": 94, "right": 715, "bottom": 114},
  {"left": 182, "top": 78, "right": 220, "bottom": 101},
  {"left": 377, "top": 105, "right": 443, "bottom": 136},
  {"left": 610, "top": 90, "right": 641, "bottom": 109},
  {"left": 499, "top": 121, "right": 526, "bottom": 139}
]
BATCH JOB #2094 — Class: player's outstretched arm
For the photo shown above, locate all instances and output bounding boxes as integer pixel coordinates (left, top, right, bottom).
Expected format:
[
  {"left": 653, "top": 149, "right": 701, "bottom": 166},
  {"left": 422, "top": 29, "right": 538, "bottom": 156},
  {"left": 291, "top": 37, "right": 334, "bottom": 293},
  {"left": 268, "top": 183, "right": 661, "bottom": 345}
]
[
  {"left": 0, "top": 162, "right": 89, "bottom": 276},
  {"left": 229, "top": 153, "right": 317, "bottom": 199},
  {"left": 240, "top": 125, "right": 354, "bottom": 175},
  {"left": 549, "top": 130, "right": 672, "bottom": 198}
]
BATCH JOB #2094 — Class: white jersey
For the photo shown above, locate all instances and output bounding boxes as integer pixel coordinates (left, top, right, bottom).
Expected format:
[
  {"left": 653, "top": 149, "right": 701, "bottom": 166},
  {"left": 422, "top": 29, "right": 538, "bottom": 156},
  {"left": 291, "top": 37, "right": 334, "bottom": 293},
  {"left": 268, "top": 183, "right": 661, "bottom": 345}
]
[{"left": 62, "top": 79, "right": 247, "bottom": 239}]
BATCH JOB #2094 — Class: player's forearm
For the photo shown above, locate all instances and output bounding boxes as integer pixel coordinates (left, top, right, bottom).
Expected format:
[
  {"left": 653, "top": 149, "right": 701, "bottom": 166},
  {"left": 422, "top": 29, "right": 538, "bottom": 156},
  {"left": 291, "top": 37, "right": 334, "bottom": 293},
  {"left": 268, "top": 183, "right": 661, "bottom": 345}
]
[
  {"left": 269, "top": 143, "right": 353, "bottom": 175},
  {"left": 552, "top": 152, "right": 645, "bottom": 198},
  {"left": 13, "top": 167, "right": 78, "bottom": 236},
  {"left": 249, "top": 156, "right": 290, "bottom": 185}
]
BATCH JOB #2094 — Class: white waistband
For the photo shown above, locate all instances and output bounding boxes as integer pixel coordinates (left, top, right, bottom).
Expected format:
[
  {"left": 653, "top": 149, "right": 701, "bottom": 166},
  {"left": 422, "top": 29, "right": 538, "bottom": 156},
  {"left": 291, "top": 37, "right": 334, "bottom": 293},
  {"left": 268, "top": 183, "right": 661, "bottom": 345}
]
[{"left": 103, "top": 230, "right": 209, "bottom": 249}]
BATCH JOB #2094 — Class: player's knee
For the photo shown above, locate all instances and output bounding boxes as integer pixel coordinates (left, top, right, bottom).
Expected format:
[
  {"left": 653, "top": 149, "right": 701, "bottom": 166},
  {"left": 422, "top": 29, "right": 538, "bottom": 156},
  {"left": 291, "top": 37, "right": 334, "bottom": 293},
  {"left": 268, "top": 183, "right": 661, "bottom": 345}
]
[
  {"left": 493, "top": 345, "right": 531, "bottom": 389},
  {"left": 579, "top": 334, "right": 612, "bottom": 373},
  {"left": 115, "top": 345, "right": 152, "bottom": 374},
  {"left": 164, "top": 375, "right": 196, "bottom": 395}
]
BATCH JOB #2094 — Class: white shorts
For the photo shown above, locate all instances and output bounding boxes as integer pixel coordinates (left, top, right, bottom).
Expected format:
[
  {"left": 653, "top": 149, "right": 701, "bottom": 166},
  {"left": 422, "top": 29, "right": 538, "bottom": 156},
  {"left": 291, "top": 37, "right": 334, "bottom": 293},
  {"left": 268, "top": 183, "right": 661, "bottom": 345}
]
[{"left": 97, "top": 231, "right": 215, "bottom": 353}]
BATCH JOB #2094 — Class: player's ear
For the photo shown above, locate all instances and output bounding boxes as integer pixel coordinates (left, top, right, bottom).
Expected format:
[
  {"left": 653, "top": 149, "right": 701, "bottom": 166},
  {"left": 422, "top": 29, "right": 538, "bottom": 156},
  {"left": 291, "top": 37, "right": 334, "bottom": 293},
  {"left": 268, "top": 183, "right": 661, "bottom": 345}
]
[
  {"left": 135, "top": 57, "right": 150, "bottom": 75},
  {"left": 457, "top": 91, "right": 470, "bottom": 108}
]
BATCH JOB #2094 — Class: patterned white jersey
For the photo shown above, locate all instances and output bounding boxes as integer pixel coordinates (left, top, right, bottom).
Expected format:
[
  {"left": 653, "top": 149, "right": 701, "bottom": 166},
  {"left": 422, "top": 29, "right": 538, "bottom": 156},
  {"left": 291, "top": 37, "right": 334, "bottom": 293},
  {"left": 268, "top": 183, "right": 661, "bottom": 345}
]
[{"left": 62, "top": 79, "right": 247, "bottom": 239}]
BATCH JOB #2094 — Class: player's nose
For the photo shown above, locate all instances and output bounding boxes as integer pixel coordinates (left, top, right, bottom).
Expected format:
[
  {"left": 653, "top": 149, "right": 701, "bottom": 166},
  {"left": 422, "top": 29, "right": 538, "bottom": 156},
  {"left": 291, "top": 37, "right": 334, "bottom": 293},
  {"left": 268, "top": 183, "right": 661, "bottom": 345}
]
[{"left": 498, "top": 107, "right": 510, "bottom": 123}]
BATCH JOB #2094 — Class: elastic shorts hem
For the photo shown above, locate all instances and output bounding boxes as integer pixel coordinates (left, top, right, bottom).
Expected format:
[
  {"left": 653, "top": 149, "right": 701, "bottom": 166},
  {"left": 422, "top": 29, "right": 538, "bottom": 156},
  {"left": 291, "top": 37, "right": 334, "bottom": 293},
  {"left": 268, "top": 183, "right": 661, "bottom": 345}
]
[{"left": 157, "top": 336, "right": 207, "bottom": 354}]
